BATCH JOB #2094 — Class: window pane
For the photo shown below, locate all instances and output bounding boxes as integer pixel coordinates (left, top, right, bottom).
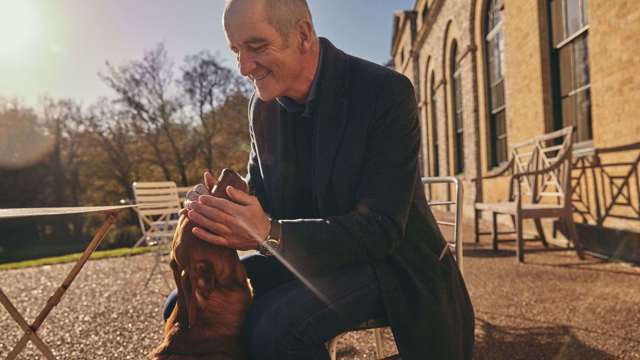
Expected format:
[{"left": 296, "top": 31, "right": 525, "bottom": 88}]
[
  {"left": 487, "top": 37, "right": 497, "bottom": 83},
  {"left": 491, "top": 80, "right": 505, "bottom": 110},
  {"left": 561, "top": 95, "right": 576, "bottom": 129},
  {"left": 497, "top": 30, "right": 506, "bottom": 78},
  {"left": 550, "top": 0, "right": 564, "bottom": 45},
  {"left": 573, "top": 33, "right": 590, "bottom": 89},
  {"left": 497, "top": 137, "right": 507, "bottom": 164},
  {"left": 565, "top": 0, "right": 583, "bottom": 36},
  {"left": 490, "top": 109, "right": 507, "bottom": 166},
  {"left": 487, "top": 0, "right": 503, "bottom": 29},
  {"left": 558, "top": 45, "right": 574, "bottom": 96},
  {"left": 456, "top": 132, "right": 465, "bottom": 173},
  {"left": 431, "top": 79, "right": 439, "bottom": 176},
  {"left": 582, "top": 0, "right": 589, "bottom": 26},
  {"left": 455, "top": 76, "right": 463, "bottom": 112},
  {"left": 496, "top": 109, "right": 506, "bottom": 137},
  {"left": 575, "top": 88, "right": 593, "bottom": 141},
  {"left": 487, "top": 32, "right": 505, "bottom": 86}
]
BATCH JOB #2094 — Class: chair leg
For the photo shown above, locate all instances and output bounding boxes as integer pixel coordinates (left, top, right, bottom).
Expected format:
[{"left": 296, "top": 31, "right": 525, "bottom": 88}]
[
  {"left": 492, "top": 212, "right": 498, "bottom": 251},
  {"left": 327, "top": 335, "right": 339, "bottom": 360},
  {"left": 374, "top": 328, "right": 385, "bottom": 359},
  {"left": 565, "top": 215, "right": 586, "bottom": 260},
  {"left": 474, "top": 209, "right": 480, "bottom": 243},
  {"left": 143, "top": 253, "right": 160, "bottom": 289},
  {"left": 534, "top": 219, "right": 548, "bottom": 248},
  {"left": 516, "top": 214, "right": 524, "bottom": 263}
]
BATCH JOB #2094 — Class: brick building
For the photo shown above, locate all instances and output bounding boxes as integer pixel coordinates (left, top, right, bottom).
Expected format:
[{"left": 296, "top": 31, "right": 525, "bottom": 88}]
[{"left": 391, "top": 0, "right": 640, "bottom": 262}]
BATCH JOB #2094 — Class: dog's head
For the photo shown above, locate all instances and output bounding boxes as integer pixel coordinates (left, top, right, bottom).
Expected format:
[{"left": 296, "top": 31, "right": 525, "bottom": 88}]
[{"left": 170, "top": 218, "right": 252, "bottom": 333}]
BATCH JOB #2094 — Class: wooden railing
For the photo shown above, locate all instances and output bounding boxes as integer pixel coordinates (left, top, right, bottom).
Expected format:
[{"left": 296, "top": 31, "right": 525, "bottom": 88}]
[{"left": 571, "top": 142, "right": 640, "bottom": 227}]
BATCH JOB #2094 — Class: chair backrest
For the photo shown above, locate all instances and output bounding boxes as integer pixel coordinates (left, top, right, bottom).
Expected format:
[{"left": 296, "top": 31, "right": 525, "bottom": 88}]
[
  {"left": 422, "top": 176, "right": 464, "bottom": 275},
  {"left": 132, "top": 182, "right": 181, "bottom": 245},
  {"left": 133, "top": 181, "right": 181, "bottom": 217},
  {"left": 509, "top": 126, "right": 574, "bottom": 208}
]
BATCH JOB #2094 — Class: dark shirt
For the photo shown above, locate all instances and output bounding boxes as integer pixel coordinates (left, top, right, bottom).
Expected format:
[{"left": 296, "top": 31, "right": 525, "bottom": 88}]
[{"left": 274, "top": 44, "right": 323, "bottom": 220}]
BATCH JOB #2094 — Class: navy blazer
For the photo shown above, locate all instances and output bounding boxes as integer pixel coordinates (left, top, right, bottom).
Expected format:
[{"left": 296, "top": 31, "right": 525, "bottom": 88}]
[{"left": 246, "top": 38, "right": 474, "bottom": 359}]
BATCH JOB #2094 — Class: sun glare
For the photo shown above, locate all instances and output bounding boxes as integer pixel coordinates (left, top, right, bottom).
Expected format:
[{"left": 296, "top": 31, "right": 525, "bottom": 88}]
[{"left": 0, "top": 1, "right": 39, "bottom": 58}]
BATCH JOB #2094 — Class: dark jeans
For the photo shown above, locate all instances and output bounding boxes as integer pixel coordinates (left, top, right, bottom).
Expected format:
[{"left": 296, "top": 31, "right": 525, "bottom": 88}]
[{"left": 163, "top": 253, "right": 385, "bottom": 360}]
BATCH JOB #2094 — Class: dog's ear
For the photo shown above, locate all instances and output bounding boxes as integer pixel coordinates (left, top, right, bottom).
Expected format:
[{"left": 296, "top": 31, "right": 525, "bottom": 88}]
[
  {"left": 192, "top": 260, "right": 216, "bottom": 297},
  {"left": 168, "top": 219, "right": 191, "bottom": 331},
  {"left": 186, "top": 260, "right": 216, "bottom": 328},
  {"left": 204, "top": 171, "right": 216, "bottom": 193},
  {"left": 179, "top": 268, "right": 196, "bottom": 329}
]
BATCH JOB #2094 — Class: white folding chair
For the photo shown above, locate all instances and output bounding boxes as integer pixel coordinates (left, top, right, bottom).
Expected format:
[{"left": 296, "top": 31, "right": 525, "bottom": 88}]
[
  {"left": 132, "top": 181, "right": 181, "bottom": 289},
  {"left": 133, "top": 181, "right": 181, "bottom": 247},
  {"left": 328, "top": 176, "right": 463, "bottom": 360}
]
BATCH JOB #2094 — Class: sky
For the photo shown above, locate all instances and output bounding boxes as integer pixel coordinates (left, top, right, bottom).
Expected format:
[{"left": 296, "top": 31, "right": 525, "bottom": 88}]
[{"left": 0, "top": 0, "right": 415, "bottom": 108}]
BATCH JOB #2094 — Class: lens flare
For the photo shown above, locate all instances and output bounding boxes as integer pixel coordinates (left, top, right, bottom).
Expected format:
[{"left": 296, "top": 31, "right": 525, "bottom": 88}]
[{"left": 0, "top": 1, "right": 39, "bottom": 59}]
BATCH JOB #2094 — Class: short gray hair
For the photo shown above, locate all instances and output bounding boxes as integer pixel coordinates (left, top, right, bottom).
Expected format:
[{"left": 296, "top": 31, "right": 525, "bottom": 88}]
[{"left": 225, "top": 0, "right": 316, "bottom": 42}]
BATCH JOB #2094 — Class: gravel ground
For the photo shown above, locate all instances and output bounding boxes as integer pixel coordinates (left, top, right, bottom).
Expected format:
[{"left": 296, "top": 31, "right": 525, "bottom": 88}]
[{"left": 1, "top": 222, "right": 639, "bottom": 359}]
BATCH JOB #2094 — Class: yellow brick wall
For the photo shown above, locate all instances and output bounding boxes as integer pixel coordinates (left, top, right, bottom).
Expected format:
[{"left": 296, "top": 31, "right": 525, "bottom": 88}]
[
  {"left": 589, "top": 0, "right": 640, "bottom": 151},
  {"left": 502, "top": 0, "right": 548, "bottom": 145}
]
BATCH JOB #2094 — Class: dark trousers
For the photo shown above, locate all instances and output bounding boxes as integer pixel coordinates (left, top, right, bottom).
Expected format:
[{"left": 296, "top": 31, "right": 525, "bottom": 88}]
[{"left": 163, "top": 253, "right": 385, "bottom": 360}]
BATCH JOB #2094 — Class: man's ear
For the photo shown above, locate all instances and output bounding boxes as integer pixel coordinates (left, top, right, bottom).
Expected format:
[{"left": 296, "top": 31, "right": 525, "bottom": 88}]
[{"left": 296, "top": 19, "right": 313, "bottom": 52}]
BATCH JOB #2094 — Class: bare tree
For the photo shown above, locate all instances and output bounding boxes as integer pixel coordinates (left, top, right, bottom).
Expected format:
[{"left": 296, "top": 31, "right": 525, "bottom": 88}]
[
  {"left": 100, "top": 43, "right": 191, "bottom": 185},
  {"left": 85, "top": 98, "right": 141, "bottom": 199},
  {"left": 180, "top": 51, "right": 250, "bottom": 172},
  {"left": 41, "top": 98, "right": 87, "bottom": 241}
]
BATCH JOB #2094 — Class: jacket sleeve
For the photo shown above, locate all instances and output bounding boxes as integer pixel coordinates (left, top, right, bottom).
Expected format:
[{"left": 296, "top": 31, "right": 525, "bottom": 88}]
[
  {"left": 278, "top": 75, "right": 421, "bottom": 276},
  {"left": 245, "top": 95, "right": 270, "bottom": 214}
]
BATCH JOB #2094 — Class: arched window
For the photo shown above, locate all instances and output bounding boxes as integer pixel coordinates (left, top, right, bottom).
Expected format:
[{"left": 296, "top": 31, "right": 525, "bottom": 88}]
[
  {"left": 485, "top": 0, "right": 507, "bottom": 167},
  {"left": 549, "top": 0, "right": 592, "bottom": 142},
  {"left": 430, "top": 74, "right": 440, "bottom": 176},
  {"left": 451, "top": 42, "right": 464, "bottom": 174}
]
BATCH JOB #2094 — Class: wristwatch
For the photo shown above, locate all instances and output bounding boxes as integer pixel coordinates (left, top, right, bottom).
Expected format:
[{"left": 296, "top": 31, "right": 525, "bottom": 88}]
[{"left": 258, "top": 217, "right": 282, "bottom": 256}]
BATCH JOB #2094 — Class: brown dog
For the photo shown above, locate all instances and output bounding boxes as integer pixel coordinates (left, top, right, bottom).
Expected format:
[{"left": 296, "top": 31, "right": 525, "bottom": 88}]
[{"left": 149, "top": 169, "right": 253, "bottom": 360}]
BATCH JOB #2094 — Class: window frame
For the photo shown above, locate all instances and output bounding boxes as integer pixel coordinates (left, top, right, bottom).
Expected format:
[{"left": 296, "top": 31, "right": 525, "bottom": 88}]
[
  {"left": 430, "top": 74, "right": 440, "bottom": 176},
  {"left": 484, "top": 0, "right": 508, "bottom": 168},
  {"left": 548, "top": 0, "right": 593, "bottom": 144},
  {"left": 450, "top": 42, "right": 465, "bottom": 175}
]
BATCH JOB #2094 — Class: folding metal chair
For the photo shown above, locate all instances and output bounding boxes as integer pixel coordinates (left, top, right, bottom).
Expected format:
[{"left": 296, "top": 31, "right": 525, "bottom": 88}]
[
  {"left": 327, "top": 176, "right": 464, "bottom": 360},
  {"left": 132, "top": 181, "right": 181, "bottom": 289}
]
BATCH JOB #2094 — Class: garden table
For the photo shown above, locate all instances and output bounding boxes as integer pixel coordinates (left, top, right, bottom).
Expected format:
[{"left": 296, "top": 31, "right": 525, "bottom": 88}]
[{"left": 0, "top": 205, "right": 135, "bottom": 360}]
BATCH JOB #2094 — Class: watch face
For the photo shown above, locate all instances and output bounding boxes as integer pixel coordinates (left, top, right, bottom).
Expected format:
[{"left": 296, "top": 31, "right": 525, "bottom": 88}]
[{"left": 258, "top": 238, "right": 280, "bottom": 256}]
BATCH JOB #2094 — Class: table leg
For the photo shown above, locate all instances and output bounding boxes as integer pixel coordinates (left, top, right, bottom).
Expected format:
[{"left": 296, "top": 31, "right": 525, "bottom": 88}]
[
  {"left": 5, "top": 211, "right": 119, "bottom": 360},
  {"left": 0, "top": 289, "right": 56, "bottom": 359}
]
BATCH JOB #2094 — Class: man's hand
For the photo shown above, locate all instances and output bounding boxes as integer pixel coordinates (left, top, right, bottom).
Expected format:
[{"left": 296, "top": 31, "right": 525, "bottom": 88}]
[
  {"left": 187, "top": 185, "right": 271, "bottom": 251},
  {"left": 180, "top": 171, "right": 218, "bottom": 217}
]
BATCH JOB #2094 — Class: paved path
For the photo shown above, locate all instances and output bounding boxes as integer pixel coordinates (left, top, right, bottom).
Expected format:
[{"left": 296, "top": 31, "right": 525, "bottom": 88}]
[{"left": 1, "top": 227, "right": 639, "bottom": 359}]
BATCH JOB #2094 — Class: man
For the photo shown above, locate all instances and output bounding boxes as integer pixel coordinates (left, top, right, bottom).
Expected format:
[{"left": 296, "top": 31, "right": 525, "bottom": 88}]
[{"left": 174, "top": 0, "right": 475, "bottom": 358}]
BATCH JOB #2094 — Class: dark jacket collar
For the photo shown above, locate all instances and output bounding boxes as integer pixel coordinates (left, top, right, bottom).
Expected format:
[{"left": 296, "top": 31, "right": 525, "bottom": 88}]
[
  {"left": 276, "top": 42, "right": 324, "bottom": 115},
  {"left": 311, "top": 37, "right": 351, "bottom": 211}
]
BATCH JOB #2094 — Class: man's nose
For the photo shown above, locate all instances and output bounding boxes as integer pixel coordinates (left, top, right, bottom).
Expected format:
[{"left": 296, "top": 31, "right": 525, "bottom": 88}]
[{"left": 237, "top": 52, "right": 256, "bottom": 77}]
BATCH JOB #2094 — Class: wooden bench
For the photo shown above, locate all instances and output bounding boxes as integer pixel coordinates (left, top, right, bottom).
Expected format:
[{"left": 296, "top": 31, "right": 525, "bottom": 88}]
[{"left": 473, "top": 126, "right": 585, "bottom": 263}]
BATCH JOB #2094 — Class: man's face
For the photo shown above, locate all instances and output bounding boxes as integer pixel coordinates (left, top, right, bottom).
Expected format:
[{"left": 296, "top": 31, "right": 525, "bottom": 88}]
[{"left": 224, "top": 2, "right": 304, "bottom": 101}]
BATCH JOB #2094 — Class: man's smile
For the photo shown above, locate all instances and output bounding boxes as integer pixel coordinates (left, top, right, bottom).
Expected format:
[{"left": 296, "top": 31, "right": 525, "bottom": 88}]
[{"left": 252, "top": 71, "right": 271, "bottom": 82}]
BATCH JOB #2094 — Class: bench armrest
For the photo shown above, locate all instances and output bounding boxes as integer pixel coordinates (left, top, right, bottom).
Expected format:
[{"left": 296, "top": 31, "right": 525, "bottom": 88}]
[{"left": 471, "top": 158, "right": 513, "bottom": 183}]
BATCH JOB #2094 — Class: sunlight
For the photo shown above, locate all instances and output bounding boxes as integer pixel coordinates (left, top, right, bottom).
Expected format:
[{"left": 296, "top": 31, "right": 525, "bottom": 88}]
[{"left": 0, "top": 1, "right": 39, "bottom": 59}]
